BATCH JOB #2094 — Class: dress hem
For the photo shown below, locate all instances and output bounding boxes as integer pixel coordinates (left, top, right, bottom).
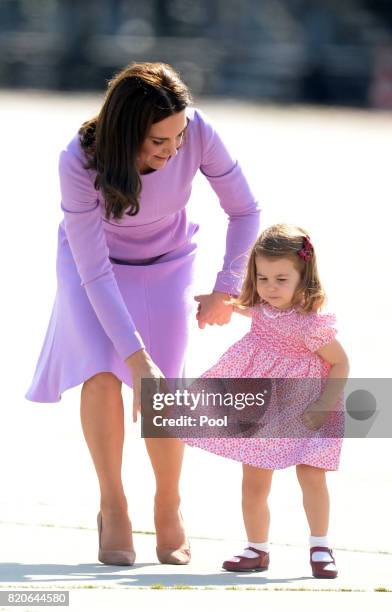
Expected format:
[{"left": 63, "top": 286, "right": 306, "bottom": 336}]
[
  {"left": 185, "top": 442, "right": 340, "bottom": 471},
  {"left": 24, "top": 364, "right": 134, "bottom": 404}
]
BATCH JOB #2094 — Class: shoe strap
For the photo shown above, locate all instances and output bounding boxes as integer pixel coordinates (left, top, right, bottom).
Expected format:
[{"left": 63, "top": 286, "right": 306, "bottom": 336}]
[
  {"left": 310, "top": 546, "right": 335, "bottom": 562},
  {"left": 246, "top": 547, "right": 268, "bottom": 556}
]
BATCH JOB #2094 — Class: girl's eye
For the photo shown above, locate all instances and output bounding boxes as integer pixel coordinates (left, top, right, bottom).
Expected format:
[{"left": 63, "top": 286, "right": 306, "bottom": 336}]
[
  {"left": 257, "top": 278, "right": 286, "bottom": 282},
  {"left": 153, "top": 140, "right": 164, "bottom": 145}
]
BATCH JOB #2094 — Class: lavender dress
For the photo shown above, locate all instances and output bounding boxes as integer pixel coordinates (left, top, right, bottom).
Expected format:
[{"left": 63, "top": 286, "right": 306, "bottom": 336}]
[{"left": 25, "top": 107, "right": 260, "bottom": 403}]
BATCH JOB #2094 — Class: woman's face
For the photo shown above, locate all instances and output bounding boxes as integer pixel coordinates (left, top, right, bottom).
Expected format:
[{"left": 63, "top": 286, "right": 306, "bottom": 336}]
[{"left": 138, "top": 110, "right": 188, "bottom": 173}]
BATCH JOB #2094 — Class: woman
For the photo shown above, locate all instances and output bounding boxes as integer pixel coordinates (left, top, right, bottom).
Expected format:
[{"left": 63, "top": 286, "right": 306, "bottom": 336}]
[{"left": 25, "top": 62, "right": 260, "bottom": 566}]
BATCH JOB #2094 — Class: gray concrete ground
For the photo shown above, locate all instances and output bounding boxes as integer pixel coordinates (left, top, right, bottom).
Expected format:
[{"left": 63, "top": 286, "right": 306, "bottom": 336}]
[
  {"left": 1, "top": 93, "right": 391, "bottom": 609},
  {"left": 1, "top": 520, "right": 391, "bottom": 589},
  {"left": 0, "top": 522, "right": 391, "bottom": 610}
]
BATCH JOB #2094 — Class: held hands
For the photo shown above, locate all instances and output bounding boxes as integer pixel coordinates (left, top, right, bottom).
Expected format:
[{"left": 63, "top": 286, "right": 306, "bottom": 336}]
[
  {"left": 302, "top": 401, "right": 329, "bottom": 431},
  {"left": 194, "top": 291, "right": 234, "bottom": 329},
  {"left": 126, "top": 291, "right": 234, "bottom": 420},
  {"left": 125, "top": 349, "right": 169, "bottom": 423}
]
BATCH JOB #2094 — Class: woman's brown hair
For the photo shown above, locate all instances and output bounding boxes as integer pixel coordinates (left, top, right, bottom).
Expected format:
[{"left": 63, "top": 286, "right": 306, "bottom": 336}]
[
  {"left": 79, "top": 62, "right": 192, "bottom": 220},
  {"left": 235, "top": 223, "right": 327, "bottom": 314}
]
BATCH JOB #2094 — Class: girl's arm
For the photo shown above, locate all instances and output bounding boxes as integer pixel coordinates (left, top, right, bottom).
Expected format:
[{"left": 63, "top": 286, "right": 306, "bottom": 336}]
[
  {"left": 232, "top": 304, "right": 253, "bottom": 318},
  {"left": 315, "top": 339, "right": 350, "bottom": 410},
  {"left": 302, "top": 339, "right": 349, "bottom": 430}
]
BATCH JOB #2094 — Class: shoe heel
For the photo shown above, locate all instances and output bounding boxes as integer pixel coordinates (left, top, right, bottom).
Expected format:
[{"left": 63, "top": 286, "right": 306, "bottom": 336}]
[
  {"left": 97, "top": 511, "right": 136, "bottom": 566},
  {"left": 156, "top": 543, "right": 191, "bottom": 565},
  {"left": 154, "top": 508, "right": 191, "bottom": 565}
]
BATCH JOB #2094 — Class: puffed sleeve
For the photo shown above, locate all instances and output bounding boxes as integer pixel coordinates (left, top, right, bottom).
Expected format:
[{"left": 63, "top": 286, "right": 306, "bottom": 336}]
[
  {"left": 303, "top": 313, "right": 338, "bottom": 352},
  {"left": 196, "top": 109, "right": 261, "bottom": 295},
  {"left": 59, "top": 138, "right": 145, "bottom": 361}
]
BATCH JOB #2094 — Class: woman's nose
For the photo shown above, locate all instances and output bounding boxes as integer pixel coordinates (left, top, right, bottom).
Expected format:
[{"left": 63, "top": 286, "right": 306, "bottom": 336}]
[{"left": 164, "top": 140, "right": 178, "bottom": 157}]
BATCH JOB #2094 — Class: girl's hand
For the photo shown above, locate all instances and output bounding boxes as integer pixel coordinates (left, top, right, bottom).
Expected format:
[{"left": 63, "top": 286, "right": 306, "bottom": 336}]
[
  {"left": 125, "top": 349, "right": 168, "bottom": 423},
  {"left": 302, "top": 401, "right": 329, "bottom": 431},
  {"left": 194, "top": 292, "right": 233, "bottom": 329}
]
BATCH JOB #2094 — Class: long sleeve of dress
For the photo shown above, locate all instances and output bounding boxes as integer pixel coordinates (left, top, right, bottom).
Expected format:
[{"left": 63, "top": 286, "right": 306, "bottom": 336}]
[
  {"left": 197, "top": 109, "right": 261, "bottom": 295},
  {"left": 59, "top": 145, "right": 145, "bottom": 361}
]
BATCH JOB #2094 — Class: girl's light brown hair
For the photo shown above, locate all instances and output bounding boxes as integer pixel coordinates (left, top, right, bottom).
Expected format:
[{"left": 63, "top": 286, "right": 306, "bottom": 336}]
[
  {"left": 235, "top": 223, "right": 326, "bottom": 313},
  {"left": 79, "top": 62, "right": 192, "bottom": 220}
]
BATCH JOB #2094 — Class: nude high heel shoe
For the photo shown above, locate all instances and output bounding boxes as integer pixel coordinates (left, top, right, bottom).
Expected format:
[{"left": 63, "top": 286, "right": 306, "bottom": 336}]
[
  {"left": 156, "top": 541, "right": 191, "bottom": 565},
  {"left": 97, "top": 511, "right": 136, "bottom": 566},
  {"left": 155, "top": 510, "right": 191, "bottom": 565}
]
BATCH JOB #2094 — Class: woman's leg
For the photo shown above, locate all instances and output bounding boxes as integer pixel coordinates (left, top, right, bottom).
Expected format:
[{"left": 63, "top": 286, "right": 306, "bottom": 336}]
[
  {"left": 242, "top": 464, "right": 274, "bottom": 542},
  {"left": 144, "top": 438, "right": 187, "bottom": 550},
  {"left": 296, "top": 464, "right": 329, "bottom": 535},
  {"left": 80, "top": 372, "right": 132, "bottom": 552}
]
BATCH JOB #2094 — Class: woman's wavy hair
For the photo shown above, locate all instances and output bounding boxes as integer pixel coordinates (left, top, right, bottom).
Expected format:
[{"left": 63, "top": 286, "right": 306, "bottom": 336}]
[
  {"left": 235, "top": 223, "right": 327, "bottom": 314},
  {"left": 79, "top": 62, "right": 192, "bottom": 220}
]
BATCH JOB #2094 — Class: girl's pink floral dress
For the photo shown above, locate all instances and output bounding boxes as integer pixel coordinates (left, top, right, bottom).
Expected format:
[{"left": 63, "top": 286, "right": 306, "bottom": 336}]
[{"left": 184, "top": 302, "right": 344, "bottom": 470}]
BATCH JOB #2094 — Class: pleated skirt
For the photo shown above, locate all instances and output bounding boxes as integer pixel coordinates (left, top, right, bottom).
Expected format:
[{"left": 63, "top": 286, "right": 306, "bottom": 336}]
[{"left": 25, "top": 222, "right": 198, "bottom": 403}]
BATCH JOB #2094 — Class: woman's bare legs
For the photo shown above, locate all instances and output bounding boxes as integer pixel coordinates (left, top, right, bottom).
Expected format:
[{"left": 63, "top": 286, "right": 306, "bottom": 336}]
[
  {"left": 296, "top": 464, "right": 329, "bottom": 535},
  {"left": 81, "top": 372, "right": 186, "bottom": 554},
  {"left": 80, "top": 372, "right": 132, "bottom": 552},
  {"left": 144, "top": 438, "right": 187, "bottom": 551},
  {"left": 242, "top": 464, "right": 274, "bottom": 542}
]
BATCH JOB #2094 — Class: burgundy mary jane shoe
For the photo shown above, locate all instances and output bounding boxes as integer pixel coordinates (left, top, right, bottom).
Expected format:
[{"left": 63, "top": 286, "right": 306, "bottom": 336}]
[
  {"left": 222, "top": 547, "right": 269, "bottom": 573},
  {"left": 310, "top": 546, "right": 338, "bottom": 579}
]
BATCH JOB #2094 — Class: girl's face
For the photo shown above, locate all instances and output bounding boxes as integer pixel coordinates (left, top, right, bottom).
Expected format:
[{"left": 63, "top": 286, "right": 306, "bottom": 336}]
[
  {"left": 138, "top": 110, "right": 188, "bottom": 173},
  {"left": 255, "top": 256, "right": 302, "bottom": 310}
]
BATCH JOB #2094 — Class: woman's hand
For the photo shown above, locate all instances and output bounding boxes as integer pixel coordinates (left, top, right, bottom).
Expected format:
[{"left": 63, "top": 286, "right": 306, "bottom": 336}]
[
  {"left": 125, "top": 349, "right": 167, "bottom": 423},
  {"left": 194, "top": 291, "right": 234, "bottom": 329}
]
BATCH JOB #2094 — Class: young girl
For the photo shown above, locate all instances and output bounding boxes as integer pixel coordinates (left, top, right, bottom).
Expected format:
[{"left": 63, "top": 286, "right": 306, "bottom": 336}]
[{"left": 187, "top": 223, "right": 349, "bottom": 578}]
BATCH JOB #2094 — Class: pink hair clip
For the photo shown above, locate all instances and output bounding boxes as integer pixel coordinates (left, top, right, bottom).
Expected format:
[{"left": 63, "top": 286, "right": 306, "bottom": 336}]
[{"left": 297, "top": 235, "right": 313, "bottom": 262}]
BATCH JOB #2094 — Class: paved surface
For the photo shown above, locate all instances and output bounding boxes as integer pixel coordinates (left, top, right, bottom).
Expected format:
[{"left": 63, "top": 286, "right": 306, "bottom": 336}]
[
  {"left": 0, "top": 522, "right": 391, "bottom": 610},
  {"left": 0, "top": 591, "right": 391, "bottom": 612},
  {"left": 1, "top": 522, "right": 391, "bottom": 590}
]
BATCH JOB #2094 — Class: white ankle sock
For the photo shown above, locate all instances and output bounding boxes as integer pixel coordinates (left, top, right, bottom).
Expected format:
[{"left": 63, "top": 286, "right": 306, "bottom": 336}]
[
  {"left": 248, "top": 541, "right": 270, "bottom": 553},
  {"left": 309, "top": 535, "right": 335, "bottom": 564},
  {"left": 229, "top": 541, "right": 269, "bottom": 562}
]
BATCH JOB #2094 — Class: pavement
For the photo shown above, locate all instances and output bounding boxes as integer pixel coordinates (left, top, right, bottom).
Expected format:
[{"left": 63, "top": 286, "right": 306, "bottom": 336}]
[
  {"left": 1, "top": 415, "right": 391, "bottom": 611},
  {"left": 0, "top": 521, "right": 391, "bottom": 611},
  {"left": 1, "top": 429, "right": 391, "bottom": 611}
]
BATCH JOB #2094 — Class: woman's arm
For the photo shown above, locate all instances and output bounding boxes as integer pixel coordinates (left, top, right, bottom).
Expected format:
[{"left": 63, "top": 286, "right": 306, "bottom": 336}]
[
  {"left": 197, "top": 109, "right": 261, "bottom": 297},
  {"left": 193, "top": 109, "right": 260, "bottom": 328},
  {"left": 59, "top": 140, "right": 145, "bottom": 362}
]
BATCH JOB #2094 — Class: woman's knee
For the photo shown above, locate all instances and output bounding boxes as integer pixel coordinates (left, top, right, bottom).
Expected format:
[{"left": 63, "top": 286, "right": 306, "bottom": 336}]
[{"left": 82, "top": 372, "right": 122, "bottom": 397}]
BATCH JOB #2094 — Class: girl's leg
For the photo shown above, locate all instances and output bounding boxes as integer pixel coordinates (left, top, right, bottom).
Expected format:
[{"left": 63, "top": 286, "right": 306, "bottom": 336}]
[
  {"left": 144, "top": 438, "right": 187, "bottom": 550},
  {"left": 80, "top": 372, "right": 132, "bottom": 552},
  {"left": 242, "top": 464, "right": 274, "bottom": 541},
  {"left": 296, "top": 464, "right": 338, "bottom": 576},
  {"left": 295, "top": 464, "right": 329, "bottom": 535},
  {"left": 222, "top": 464, "right": 273, "bottom": 571}
]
